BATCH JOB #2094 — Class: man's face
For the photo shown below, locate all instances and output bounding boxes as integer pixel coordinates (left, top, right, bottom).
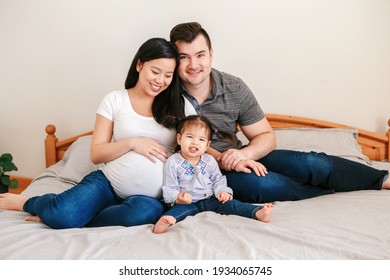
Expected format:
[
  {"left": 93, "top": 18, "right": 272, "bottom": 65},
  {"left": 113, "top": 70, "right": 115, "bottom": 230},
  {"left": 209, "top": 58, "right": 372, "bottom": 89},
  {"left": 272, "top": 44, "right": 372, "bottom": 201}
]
[{"left": 175, "top": 34, "right": 213, "bottom": 88}]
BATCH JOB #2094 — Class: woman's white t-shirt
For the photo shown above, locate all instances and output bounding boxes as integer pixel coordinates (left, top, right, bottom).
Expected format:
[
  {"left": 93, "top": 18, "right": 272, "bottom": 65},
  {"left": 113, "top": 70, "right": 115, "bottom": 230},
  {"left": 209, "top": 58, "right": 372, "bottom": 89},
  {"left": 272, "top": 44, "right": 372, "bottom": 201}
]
[{"left": 96, "top": 89, "right": 180, "bottom": 199}]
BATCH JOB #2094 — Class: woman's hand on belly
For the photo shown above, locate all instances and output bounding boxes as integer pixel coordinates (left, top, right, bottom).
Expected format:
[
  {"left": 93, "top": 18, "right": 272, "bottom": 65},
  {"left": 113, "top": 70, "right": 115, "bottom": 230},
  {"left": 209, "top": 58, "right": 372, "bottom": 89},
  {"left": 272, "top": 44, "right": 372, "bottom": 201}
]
[{"left": 129, "top": 137, "right": 169, "bottom": 163}]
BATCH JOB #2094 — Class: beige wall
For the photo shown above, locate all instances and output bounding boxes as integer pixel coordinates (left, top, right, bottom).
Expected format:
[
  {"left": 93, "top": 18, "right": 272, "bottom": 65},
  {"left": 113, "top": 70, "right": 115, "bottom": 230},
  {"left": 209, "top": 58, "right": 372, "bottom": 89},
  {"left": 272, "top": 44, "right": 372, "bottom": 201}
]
[{"left": 1, "top": 0, "right": 389, "bottom": 178}]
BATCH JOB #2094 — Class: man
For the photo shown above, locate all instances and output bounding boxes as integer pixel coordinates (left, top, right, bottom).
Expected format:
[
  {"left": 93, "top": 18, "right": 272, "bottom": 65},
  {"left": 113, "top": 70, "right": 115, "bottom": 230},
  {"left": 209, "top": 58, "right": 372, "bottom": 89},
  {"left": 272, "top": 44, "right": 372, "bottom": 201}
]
[{"left": 169, "top": 22, "right": 389, "bottom": 203}]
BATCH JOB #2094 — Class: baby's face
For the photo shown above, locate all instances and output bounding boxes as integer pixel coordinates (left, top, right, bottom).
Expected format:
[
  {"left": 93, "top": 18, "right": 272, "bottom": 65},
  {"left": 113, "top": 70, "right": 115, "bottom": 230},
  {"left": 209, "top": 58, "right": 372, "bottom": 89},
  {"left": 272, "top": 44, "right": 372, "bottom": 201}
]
[{"left": 177, "top": 126, "right": 210, "bottom": 161}]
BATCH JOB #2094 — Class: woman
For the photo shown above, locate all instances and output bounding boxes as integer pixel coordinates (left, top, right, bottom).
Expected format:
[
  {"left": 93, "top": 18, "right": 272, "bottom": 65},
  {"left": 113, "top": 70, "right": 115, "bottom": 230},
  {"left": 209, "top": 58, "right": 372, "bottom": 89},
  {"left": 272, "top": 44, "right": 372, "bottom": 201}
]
[{"left": 0, "top": 38, "right": 191, "bottom": 229}]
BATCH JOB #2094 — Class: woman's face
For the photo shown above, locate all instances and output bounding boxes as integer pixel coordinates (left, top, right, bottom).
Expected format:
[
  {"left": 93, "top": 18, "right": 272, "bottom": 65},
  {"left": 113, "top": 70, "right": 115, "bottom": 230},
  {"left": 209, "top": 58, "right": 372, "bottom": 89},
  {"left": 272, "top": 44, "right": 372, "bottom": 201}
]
[{"left": 136, "top": 58, "right": 176, "bottom": 97}]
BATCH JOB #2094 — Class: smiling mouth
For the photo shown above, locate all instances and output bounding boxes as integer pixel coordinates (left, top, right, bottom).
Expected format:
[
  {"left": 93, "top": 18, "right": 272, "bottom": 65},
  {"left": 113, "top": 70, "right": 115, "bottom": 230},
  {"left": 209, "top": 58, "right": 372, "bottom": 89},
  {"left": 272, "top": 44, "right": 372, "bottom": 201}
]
[
  {"left": 189, "top": 147, "right": 198, "bottom": 152},
  {"left": 187, "top": 69, "right": 201, "bottom": 76},
  {"left": 150, "top": 83, "right": 162, "bottom": 91}
]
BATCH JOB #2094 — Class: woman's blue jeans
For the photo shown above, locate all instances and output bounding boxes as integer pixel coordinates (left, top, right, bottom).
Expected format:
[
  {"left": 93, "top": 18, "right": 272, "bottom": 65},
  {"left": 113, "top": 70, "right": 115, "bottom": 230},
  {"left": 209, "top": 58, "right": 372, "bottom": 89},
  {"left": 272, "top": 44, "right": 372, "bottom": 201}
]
[
  {"left": 162, "top": 196, "right": 263, "bottom": 223},
  {"left": 225, "top": 150, "right": 389, "bottom": 203},
  {"left": 23, "top": 170, "right": 165, "bottom": 229}
]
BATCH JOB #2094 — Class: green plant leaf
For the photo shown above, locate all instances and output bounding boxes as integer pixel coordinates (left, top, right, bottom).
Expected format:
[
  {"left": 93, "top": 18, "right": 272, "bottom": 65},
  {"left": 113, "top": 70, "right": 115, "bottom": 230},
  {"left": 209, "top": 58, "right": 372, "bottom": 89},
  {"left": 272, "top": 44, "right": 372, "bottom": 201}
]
[
  {"left": 2, "top": 161, "right": 18, "bottom": 172},
  {"left": 0, "top": 153, "right": 13, "bottom": 161},
  {"left": 0, "top": 153, "right": 18, "bottom": 172},
  {"left": 9, "top": 179, "right": 19, "bottom": 189},
  {"left": 1, "top": 175, "right": 11, "bottom": 186}
]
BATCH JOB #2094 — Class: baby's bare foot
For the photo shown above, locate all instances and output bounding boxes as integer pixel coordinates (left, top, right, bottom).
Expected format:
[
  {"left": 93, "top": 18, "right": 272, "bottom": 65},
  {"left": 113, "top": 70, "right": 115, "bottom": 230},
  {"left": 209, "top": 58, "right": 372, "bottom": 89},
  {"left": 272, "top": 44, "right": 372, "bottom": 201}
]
[
  {"left": 255, "top": 203, "right": 274, "bottom": 223},
  {"left": 381, "top": 176, "right": 390, "bottom": 189},
  {"left": 0, "top": 193, "right": 28, "bottom": 211},
  {"left": 153, "top": 216, "right": 176, "bottom": 234},
  {"left": 25, "top": 215, "right": 42, "bottom": 223}
]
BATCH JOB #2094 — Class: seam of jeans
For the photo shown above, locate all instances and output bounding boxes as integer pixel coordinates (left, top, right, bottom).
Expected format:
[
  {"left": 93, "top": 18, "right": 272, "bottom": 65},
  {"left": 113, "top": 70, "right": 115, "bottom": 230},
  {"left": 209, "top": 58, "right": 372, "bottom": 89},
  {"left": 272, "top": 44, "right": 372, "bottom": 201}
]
[{"left": 251, "top": 205, "right": 263, "bottom": 219}]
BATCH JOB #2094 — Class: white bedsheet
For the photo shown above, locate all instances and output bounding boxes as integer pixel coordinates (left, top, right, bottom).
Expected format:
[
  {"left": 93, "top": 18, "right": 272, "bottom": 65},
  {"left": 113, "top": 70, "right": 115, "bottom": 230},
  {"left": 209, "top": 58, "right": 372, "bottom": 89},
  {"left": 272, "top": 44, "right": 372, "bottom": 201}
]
[{"left": 1, "top": 162, "right": 389, "bottom": 260}]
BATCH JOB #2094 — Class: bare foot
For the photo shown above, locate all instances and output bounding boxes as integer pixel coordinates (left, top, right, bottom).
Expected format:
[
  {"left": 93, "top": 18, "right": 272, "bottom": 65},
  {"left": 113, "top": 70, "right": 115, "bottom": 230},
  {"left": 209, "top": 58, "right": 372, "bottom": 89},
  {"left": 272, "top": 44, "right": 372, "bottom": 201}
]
[
  {"left": 381, "top": 176, "right": 390, "bottom": 190},
  {"left": 255, "top": 203, "right": 274, "bottom": 223},
  {"left": 0, "top": 193, "right": 28, "bottom": 211},
  {"left": 25, "top": 215, "right": 42, "bottom": 223},
  {"left": 153, "top": 215, "right": 176, "bottom": 234}
]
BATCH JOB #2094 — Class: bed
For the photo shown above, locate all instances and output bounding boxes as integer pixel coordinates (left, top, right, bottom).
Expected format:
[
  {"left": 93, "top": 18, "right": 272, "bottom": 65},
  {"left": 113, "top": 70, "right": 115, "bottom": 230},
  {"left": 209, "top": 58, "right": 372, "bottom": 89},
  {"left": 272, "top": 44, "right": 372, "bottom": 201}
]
[{"left": 1, "top": 114, "right": 390, "bottom": 260}]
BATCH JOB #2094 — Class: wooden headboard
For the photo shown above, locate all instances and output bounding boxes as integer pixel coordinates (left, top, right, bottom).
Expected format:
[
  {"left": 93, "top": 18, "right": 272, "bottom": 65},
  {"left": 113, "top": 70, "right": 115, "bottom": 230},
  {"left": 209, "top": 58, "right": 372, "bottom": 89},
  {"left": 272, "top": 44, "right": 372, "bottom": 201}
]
[
  {"left": 44, "top": 114, "right": 390, "bottom": 167},
  {"left": 266, "top": 114, "right": 390, "bottom": 162},
  {"left": 44, "top": 124, "right": 93, "bottom": 168}
]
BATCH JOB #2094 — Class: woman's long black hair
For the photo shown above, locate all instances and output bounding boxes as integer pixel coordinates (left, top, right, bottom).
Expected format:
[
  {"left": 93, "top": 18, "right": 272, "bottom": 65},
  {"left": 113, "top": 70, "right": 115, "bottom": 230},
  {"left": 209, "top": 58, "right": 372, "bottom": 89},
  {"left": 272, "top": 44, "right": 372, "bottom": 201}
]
[{"left": 124, "top": 38, "right": 184, "bottom": 128}]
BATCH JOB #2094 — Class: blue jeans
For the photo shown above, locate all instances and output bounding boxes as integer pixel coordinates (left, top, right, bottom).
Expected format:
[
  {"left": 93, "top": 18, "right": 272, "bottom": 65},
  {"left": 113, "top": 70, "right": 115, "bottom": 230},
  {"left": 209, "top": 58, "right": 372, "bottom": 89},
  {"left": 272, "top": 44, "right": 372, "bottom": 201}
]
[
  {"left": 23, "top": 170, "right": 165, "bottom": 229},
  {"left": 162, "top": 196, "right": 263, "bottom": 223},
  {"left": 225, "top": 150, "right": 389, "bottom": 203}
]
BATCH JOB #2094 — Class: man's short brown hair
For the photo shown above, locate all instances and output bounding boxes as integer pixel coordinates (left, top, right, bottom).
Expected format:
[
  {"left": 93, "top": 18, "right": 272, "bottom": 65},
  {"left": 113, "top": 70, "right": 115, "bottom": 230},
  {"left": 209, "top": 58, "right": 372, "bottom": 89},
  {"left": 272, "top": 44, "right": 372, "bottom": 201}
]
[{"left": 170, "top": 22, "right": 212, "bottom": 49}]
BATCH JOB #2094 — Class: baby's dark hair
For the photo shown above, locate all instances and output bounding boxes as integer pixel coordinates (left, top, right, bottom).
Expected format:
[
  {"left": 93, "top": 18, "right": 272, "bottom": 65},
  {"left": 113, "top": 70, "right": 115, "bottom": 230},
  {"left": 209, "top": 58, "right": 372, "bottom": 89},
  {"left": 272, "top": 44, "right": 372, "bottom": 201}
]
[{"left": 163, "top": 115, "right": 236, "bottom": 151}]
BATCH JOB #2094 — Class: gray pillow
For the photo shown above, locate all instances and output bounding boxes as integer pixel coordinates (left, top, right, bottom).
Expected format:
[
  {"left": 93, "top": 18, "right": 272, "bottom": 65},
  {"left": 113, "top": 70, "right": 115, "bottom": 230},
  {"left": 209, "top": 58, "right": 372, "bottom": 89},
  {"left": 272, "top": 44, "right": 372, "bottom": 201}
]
[
  {"left": 59, "top": 135, "right": 101, "bottom": 183},
  {"left": 237, "top": 128, "right": 370, "bottom": 165},
  {"left": 274, "top": 128, "right": 370, "bottom": 164},
  {"left": 23, "top": 136, "right": 100, "bottom": 196}
]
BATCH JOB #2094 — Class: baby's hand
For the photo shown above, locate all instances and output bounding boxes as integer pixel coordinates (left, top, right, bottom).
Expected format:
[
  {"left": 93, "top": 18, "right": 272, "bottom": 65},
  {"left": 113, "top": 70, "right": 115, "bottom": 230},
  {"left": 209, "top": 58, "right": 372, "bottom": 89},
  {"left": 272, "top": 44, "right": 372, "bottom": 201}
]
[
  {"left": 217, "top": 192, "right": 233, "bottom": 204},
  {"left": 175, "top": 189, "right": 192, "bottom": 204}
]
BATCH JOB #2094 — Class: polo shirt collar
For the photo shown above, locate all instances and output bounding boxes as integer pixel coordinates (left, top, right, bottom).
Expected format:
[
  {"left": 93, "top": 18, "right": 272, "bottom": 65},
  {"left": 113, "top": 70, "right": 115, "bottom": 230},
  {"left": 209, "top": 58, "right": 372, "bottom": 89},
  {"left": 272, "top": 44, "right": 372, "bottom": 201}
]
[{"left": 180, "top": 68, "right": 224, "bottom": 105}]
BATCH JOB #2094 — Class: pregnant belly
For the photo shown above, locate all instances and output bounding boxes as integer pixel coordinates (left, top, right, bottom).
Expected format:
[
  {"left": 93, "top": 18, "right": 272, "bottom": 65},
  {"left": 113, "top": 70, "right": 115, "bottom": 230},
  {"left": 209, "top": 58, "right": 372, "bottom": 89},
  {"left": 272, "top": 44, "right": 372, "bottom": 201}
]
[{"left": 101, "top": 151, "right": 165, "bottom": 199}]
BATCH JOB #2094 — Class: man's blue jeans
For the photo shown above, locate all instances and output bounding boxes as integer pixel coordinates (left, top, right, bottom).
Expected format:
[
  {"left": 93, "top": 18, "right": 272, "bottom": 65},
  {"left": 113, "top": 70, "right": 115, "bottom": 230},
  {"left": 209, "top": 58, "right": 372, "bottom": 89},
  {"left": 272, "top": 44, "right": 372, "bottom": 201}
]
[
  {"left": 23, "top": 170, "right": 165, "bottom": 229},
  {"left": 225, "top": 150, "right": 389, "bottom": 203},
  {"left": 162, "top": 196, "right": 263, "bottom": 223}
]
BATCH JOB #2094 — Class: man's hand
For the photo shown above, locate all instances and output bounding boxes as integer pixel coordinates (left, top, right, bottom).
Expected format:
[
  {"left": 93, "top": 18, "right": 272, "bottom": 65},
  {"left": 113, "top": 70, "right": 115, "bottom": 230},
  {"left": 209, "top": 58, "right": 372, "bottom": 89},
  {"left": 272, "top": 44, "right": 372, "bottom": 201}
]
[
  {"left": 217, "top": 149, "right": 267, "bottom": 176},
  {"left": 234, "top": 159, "right": 268, "bottom": 176},
  {"left": 217, "top": 149, "right": 246, "bottom": 171}
]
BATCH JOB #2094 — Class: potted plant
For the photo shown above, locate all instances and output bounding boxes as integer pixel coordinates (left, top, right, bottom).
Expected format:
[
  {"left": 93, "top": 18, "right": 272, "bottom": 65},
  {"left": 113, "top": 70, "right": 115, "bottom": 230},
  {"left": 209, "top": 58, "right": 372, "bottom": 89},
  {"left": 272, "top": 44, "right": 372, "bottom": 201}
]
[{"left": 0, "top": 153, "right": 19, "bottom": 193}]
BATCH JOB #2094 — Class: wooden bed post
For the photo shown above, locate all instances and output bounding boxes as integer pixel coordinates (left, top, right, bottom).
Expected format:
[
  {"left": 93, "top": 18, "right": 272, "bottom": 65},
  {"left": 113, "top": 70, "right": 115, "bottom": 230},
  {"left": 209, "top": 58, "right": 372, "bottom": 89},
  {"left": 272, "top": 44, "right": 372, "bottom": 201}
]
[
  {"left": 45, "top": 124, "right": 58, "bottom": 168},
  {"left": 387, "top": 119, "right": 390, "bottom": 161}
]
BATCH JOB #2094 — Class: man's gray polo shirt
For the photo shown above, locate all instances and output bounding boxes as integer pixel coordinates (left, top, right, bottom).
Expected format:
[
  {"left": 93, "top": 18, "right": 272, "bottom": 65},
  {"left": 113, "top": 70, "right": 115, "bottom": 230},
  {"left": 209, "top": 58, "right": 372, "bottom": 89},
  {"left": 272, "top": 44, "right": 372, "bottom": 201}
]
[{"left": 181, "top": 68, "right": 264, "bottom": 152}]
